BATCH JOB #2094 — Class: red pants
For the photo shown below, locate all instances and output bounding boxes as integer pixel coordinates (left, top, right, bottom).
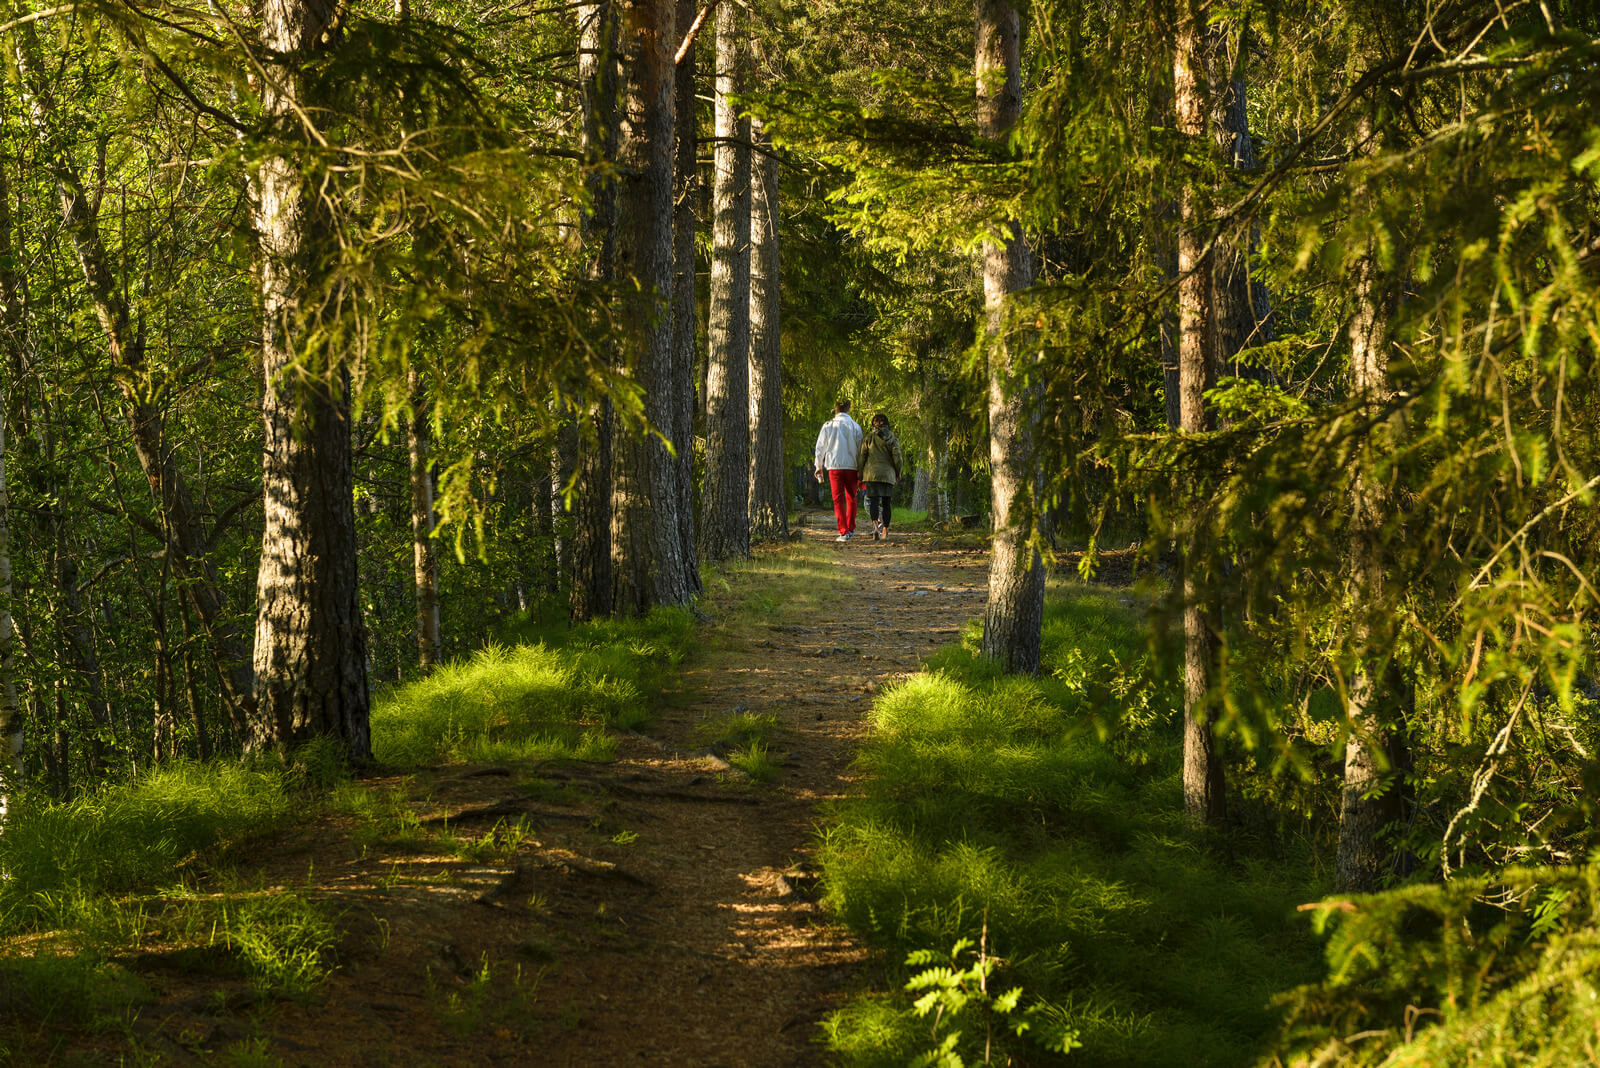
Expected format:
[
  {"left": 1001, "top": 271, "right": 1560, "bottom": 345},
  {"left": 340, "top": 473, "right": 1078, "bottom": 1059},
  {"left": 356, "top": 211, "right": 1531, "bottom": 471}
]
[{"left": 827, "top": 469, "right": 860, "bottom": 534}]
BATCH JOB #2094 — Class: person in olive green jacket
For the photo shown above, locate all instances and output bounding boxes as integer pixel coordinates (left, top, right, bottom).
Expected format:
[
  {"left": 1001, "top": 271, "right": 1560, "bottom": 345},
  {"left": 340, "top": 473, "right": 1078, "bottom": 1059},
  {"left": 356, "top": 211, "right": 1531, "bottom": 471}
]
[{"left": 855, "top": 412, "right": 904, "bottom": 541}]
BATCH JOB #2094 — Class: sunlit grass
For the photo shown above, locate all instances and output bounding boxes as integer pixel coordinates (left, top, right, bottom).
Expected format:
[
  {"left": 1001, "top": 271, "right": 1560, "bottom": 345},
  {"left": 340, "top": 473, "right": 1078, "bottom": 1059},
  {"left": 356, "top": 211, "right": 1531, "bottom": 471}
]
[
  {"left": 820, "top": 586, "right": 1327, "bottom": 1067},
  {"left": 0, "top": 758, "right": 309, "bottom": 932},
  {"left": 372, "top": 605, "right": 693, "bottom": 766},
  {"left": 728, "top": 741, "right": 781, "bottom": 783}
]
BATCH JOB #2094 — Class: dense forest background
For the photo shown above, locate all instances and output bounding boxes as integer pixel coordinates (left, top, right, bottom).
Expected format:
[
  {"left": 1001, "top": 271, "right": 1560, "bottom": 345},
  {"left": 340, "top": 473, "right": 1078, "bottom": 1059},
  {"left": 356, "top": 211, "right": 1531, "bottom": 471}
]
[{"left": 4, "top": 0, "right": 1600, "bottom": 1063}]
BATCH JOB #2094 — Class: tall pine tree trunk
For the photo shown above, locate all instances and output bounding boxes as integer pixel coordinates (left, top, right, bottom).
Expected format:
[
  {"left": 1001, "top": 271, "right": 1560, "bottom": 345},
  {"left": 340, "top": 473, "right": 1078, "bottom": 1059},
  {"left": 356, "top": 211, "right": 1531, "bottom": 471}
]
[
  {"left": 572, "top": 1, "right": 619, "bottom": 621},
  {"left": 250, "top": 0, "right": 371, "bottom": 758},
  {"left": 700, "top": 3, "right": 751, "bottom": 562},
  {"left": 670, "top": 0, "right": 701, "bottom": 585},
  {"left": 747, "top": 114, "right": 787, "bottom": 541},
  {"left": 1175, "top": 6, "right": 1225, "bottom": 822},
  {"left": 976, "top": 0, "right": 1044, "bottom": 675},
  {"left": 610, "top": 0, "right": 694, "bottom": 611}
]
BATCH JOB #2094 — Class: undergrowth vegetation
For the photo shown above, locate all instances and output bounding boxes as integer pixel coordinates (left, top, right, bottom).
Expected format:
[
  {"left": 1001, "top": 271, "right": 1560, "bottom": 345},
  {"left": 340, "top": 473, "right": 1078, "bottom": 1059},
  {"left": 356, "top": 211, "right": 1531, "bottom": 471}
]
[
  {"left": 0, "top": 607, "right": 696, "bottom": 1046},
  {"left": 821, "top": 584, "right": 1328, "bottom": 1067},
  {"left": 372, "top": 606, "right": 692, "bottom": 765}
]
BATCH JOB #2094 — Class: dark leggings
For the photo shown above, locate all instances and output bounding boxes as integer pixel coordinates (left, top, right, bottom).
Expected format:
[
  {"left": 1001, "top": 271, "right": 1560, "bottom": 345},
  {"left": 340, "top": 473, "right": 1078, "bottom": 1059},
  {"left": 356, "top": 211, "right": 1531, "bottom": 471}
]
[{"left": 866, "top": 494, "right": 893, "bottom": 528}]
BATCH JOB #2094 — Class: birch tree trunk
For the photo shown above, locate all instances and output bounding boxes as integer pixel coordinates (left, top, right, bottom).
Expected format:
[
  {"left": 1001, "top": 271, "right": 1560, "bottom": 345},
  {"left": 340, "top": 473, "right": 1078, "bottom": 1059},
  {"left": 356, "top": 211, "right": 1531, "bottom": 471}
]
[
  {"left": 747, "top": 114, "right": 787, "bottom": 541},
  {"left": 976, "top": 0, "right": 1044, "bottom": 675},
  {"left": 250, "top": 0, "right": 372, "bottom": 758},
  {"left": 671, "top": 0, "right": 701, "bottom": 585},
  {"left": 1175, "top": 7, "right": 1226, "bottom": 822},
  {"left": 700, "top": 3, "right": 752, "bottom": 561},
  {"left": 610, "top": 0, "right": 694, "bottom": 611}
]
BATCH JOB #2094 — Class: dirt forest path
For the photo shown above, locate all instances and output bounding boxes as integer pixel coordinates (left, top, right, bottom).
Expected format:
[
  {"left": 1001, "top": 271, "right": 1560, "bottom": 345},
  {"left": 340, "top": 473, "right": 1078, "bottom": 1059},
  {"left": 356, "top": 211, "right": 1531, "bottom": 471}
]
[
  {"left": 106, "top": 519, "right": 990, "bottom": 1067},
  {"left": 524, "top": 519, "right": 991, "bottom": 1066}
]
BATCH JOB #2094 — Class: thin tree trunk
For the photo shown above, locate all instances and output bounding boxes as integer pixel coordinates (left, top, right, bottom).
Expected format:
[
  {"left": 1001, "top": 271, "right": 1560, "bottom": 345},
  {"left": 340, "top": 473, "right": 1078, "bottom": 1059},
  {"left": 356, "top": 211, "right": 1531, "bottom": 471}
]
[
  {"left": 551, "top": 418, "right": 577, "bottom": 597},
  {"left": 572, "top": 2, "right": 619, "bottom": 621},
  {"left": 408, "top": 369, "right": 441, "bottom": 672},
  {"left": 1337, "top": 119, "right": 1406, "bottom": 891},
  {"left": 1175, "top": 6, "right": 1225, "bottom": 822},
  {"left": 0, "top": 409, "right": 20, "bottom": 795},
  {"left": 928, "top": 440, "right": 951, "bottom": 523},
  {"left": 0, "top": 130, "right": 27, "bottom": 792},
  {"left": 250, "top": 0, "right": 372, "bottom": 758},
  {"left": 50, "top": 498, "right": 111, "bottom": 777},
  {"left": 610, "top": 0, "right": 694, "bottom": 612},
  {"left": 671, "top": 0, "right": 701, "bottom": 587},
  {"left": 1210, "top": 32, "right": 1272, "bottom": 376},
  {"left": 701, "top": 2, "right": 752, "bottom": 562},
  {"left": 976, "top": 0, "right": 1044, "bottom": 675},
  {"left": 747, "top": 115, "right": 786, "bottom": 542}
]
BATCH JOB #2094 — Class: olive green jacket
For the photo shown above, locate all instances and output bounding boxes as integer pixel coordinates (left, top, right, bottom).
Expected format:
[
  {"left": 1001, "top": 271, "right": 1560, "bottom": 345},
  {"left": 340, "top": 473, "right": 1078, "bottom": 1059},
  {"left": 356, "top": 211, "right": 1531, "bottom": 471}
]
[{"left": 856, "top": 427, "right": 904, "bottom": 486}]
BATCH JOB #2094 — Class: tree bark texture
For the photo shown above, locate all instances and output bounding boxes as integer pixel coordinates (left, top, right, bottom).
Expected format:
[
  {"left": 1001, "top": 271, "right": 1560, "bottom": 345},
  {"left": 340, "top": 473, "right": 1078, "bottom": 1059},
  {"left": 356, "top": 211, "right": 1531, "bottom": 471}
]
[
  {"left": 610, "top": 0, "right": 694, "bottom": 612},
  {"left": 571, "top": 2, "right": 619, "bottom": 621},
  {"left": 571, "top": 2, "right": 620, "bottom": 621},
  {"left": 975, "top": 0, "right": 1044, "bottom": 675},
  {"left": 408, "top": 369, "right": 441, "bottom": 672},
  {"left": 700, "top": 3, "right": 752, "bottom": 562},
  {"left": 12, "top": 26, "right": 258, "bottom": 725},
  {"left": 747, "top": 114, "right": 787, "bottom": 541},
  {"left": 670, "top": 0, "right": 701, "bottom": 586},
  {"left": 250, "top": 0, "right": 372, "bottom": 759},
  {"left": 1337, "top": 125, "right": 1407, "bottom": 890},
  {"left": 1175, "top": 7, "right": 1225, "bottom": 822}
]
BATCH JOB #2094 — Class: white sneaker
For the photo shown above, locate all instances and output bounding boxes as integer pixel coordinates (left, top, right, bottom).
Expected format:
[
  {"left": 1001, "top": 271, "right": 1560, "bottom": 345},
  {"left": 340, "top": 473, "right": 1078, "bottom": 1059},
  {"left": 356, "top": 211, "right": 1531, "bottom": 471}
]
[{"left": 835, "top": 534, "right": 848, "bottom": 543}]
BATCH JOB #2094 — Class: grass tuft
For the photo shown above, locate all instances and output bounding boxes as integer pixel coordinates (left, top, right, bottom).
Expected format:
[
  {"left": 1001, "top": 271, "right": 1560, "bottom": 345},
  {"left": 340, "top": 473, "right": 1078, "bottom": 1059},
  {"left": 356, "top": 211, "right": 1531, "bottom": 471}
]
[{"left": 728, "top": 741, "right": 781, "bottom": 783}]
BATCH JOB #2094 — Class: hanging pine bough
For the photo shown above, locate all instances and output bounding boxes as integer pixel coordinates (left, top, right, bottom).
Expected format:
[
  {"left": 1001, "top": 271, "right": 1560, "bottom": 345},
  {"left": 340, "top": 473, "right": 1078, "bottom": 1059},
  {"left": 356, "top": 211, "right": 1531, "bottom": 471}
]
[{"left": 1280, "top": 865, "right": 1600, "bottom": 1065}]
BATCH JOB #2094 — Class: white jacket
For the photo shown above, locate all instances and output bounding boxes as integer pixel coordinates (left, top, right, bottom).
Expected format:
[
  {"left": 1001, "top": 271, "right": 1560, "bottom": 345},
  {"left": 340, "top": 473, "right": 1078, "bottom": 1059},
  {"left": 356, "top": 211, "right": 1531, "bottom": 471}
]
[{"left": 814, "top": 412, "right": 863, "bottom": 471}]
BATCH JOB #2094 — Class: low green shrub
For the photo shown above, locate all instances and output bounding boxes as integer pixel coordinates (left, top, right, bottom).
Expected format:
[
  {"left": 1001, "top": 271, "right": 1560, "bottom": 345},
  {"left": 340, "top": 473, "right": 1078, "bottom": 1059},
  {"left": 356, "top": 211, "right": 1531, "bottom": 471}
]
[{"left": 1273, "top": 864, "right": 1600, "bottom": 1066}]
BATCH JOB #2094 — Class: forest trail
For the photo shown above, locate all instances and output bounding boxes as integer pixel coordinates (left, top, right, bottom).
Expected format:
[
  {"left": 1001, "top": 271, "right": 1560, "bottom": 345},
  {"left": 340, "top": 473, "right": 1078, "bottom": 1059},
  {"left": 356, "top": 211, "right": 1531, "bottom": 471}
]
[{"left": 106, "top": 519, "right": 991, "bottom": 1066}]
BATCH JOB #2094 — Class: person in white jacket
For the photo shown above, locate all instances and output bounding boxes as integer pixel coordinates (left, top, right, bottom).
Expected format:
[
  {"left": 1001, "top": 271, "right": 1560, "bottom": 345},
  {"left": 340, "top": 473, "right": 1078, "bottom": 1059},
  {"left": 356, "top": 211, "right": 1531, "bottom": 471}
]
[{"left": 813, "top": 399, "right": 864, "bottom": 541}]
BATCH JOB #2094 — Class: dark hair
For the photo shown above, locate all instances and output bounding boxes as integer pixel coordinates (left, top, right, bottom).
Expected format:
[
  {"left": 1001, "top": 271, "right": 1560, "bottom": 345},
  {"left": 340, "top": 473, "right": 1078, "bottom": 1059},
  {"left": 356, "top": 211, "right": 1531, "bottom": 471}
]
[
  {"left": 835, "top": 399, "right": 852, "bottom": 413},
  {"left": 871, "top": 412, "right": 891, "bottom": 431}
]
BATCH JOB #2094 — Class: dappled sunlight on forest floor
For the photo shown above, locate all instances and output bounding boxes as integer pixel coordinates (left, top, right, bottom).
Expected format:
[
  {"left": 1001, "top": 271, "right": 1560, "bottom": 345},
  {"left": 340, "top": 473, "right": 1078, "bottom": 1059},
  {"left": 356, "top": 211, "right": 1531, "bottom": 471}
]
[{"left": 0, "top": 517, "right": 996, "bottom": 1065}]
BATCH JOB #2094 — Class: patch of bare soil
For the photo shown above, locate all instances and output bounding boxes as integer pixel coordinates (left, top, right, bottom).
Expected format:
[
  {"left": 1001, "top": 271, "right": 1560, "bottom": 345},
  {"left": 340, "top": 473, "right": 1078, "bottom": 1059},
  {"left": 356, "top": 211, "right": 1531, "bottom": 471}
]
[{"left": 61, "top": 519, "right": 991, "bottom": 1067}]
